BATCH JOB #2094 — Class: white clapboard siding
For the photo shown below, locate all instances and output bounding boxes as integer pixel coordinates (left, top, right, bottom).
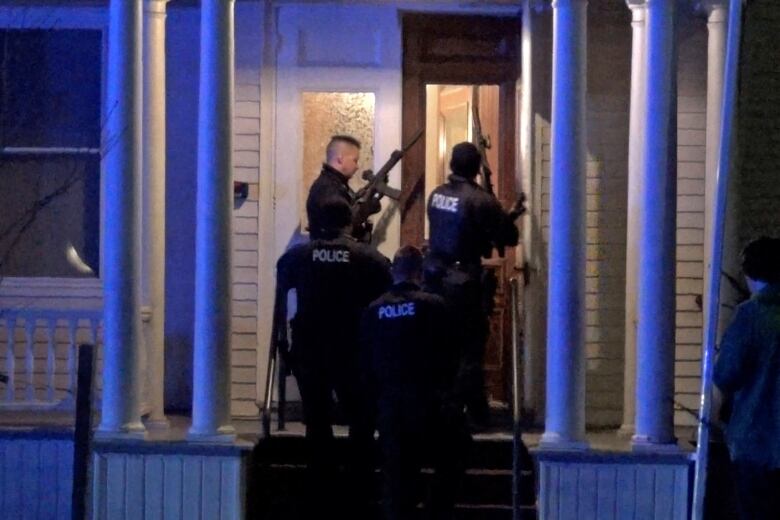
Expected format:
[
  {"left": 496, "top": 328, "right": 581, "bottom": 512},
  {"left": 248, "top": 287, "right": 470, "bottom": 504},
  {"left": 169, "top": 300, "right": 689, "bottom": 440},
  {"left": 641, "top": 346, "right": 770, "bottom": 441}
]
[
  {"left": 538, "top": 453, "right": 693, "bottom": 520},
  {"left": 92, "top": 443, "right": 251, "bottom": 520},
  {"left": 229, "top": 1, "right": 263, "bottom": 418},
  {"left": 0, "top": 433, "right": 74, "bottom": 520}
]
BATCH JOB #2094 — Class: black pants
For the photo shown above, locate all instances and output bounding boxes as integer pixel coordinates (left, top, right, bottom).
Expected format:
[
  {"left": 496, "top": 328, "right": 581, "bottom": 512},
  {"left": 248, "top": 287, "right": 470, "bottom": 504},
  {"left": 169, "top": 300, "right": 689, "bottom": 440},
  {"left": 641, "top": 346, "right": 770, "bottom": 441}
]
[
  {"left": 291, "top": 354, "right": 375, "bottom": 513},
  {"left": 427, "top": 266, "right": 490, "bottom": 424},
  {"left": 377, "top": 401, "right": 471, "bottom": 520},
  {"left": 732, "top": 462, "right": 780, "bottom": 520}
]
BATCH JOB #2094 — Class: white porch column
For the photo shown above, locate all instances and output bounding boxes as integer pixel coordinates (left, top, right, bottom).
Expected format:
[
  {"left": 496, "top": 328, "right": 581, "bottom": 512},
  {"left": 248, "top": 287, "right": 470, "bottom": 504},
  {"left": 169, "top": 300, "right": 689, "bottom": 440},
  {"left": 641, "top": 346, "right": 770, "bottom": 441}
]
[
  {"left": 620, "top": 0, "right": 646, "bottom": 437},
  {"left": 188, "top": 0, "right": 236, "bottom": 440},
  {"left": 99, "top": 0, "right": 145, "bottom": 437},
  {"left": 520, "top": 0, "right": 546, "bottom": 421},
  {"left": 633, "top": 0, "right": 678, "bottom": 448},
  {"left": 541, "top": 0, "right": 588, "bottom": 448},
  {"left": 702, "top": 0, "right": 728, "bottom": 327},
  {"left": 141, "top": 0, "right": 169, "bottom": 429}
]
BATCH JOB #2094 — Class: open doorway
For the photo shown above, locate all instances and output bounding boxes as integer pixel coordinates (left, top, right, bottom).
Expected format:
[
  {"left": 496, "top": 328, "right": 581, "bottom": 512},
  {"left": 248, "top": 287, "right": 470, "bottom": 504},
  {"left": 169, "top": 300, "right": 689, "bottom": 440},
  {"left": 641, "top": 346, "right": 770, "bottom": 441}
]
[
  {"left": 402, "top": 13, "right": 520, "bottom": 406},
  {"left": 423, "top": 84, "right": 501, "bottom": 238}
]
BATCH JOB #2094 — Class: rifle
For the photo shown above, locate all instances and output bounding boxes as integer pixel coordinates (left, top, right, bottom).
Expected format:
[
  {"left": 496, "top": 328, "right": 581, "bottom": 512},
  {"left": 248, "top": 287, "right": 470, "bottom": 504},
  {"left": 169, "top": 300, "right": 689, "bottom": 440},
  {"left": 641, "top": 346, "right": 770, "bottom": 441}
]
[
  {"left": 352, "top": 128, "right": 424, "bottom": 241},
  {"left": 471, "top": 88, "right": 527, "bottom": 257},
  {"left": 472, "top": 88, "right": 495, "bottom": 195}
]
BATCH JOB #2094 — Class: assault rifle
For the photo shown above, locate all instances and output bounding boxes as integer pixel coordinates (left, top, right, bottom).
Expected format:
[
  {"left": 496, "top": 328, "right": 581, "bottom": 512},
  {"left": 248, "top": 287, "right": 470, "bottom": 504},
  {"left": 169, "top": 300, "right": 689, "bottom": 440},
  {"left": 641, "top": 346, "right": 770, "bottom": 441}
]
[
  {"left": 472, "top": 88, "right": 495, "bottom": 196},
  {"left": 352, "top": 128, "right": 424, "bottom": 241},
  {"left": 471, "top": 89, "right": 527, "bottom": 258}
]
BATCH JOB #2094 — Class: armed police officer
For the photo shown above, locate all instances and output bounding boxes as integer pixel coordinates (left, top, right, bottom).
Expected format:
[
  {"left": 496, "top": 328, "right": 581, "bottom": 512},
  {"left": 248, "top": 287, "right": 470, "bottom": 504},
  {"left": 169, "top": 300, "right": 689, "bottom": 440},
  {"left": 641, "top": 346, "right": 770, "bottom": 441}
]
[
  {"left": 275, "top": 197, "right": 391, "bottom": 512},
  {"left": 426, "top": 141, "right": 519, "bottom": 428},
  {"left": 361, "top": 245, "right": 466, "bottom": 520},
  {"left": 307, "top": 134, "right": 377, "bottom": 240}
]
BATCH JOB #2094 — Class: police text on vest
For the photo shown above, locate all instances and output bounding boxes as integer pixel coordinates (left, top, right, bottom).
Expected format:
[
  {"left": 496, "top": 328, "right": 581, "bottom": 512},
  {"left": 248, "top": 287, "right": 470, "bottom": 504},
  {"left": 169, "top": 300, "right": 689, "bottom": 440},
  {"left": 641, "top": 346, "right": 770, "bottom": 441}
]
[
  {"left": 378, "top": 302, "right": 416, "bottom": 319},
  {"left": 431, "top": 193, "right": 459, "bottom": 213},
  {"left": 312, "top": 248, "right": 350, "bottom": 263}
]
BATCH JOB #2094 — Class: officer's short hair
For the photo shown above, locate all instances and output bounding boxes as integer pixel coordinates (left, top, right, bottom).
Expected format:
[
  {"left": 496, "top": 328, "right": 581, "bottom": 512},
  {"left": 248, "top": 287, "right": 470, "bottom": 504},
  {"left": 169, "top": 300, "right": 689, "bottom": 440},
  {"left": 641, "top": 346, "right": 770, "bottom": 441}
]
[
  {"left": 742, "top": 237, "right": 780, "bottom": 284},
  {"left": 450, "top": 142, "right": 481, "bottom": 178},
  {"left": 392, "top": 245, "right": 424, "bottom": 278},
  {"left": 317, "top": 197, "right": 353, "bottom": 233},
  {"left": 326, "top": 135, "right": 361, "bottom": 162}
]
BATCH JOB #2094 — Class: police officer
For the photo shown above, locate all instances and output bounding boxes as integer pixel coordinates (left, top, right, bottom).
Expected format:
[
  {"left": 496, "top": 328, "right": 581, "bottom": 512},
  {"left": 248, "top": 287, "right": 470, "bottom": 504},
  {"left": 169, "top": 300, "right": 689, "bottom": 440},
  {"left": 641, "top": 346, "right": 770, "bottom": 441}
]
[
  {"left": 426, "top": 141, "right": 519, "bottom": 427},
  {"left": 361, "top": 245, "right": 466, "bottom": 520},
  {"left": 306, "top": 134, "right": 363, "bottom": 240},
  {"left": 276, "top": 197, "right": 391, "bottom": 512}
]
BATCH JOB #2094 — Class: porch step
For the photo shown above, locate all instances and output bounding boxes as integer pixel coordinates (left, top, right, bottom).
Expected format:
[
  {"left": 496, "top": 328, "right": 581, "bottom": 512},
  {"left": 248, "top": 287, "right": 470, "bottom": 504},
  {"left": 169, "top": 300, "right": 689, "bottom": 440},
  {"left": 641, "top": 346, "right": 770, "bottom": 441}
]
[
  {"left": 248, "top": 432, "right": 537, "bottom": 519},
  {"left": 254, "top": 432, "right": 517, "bottom": 469}
]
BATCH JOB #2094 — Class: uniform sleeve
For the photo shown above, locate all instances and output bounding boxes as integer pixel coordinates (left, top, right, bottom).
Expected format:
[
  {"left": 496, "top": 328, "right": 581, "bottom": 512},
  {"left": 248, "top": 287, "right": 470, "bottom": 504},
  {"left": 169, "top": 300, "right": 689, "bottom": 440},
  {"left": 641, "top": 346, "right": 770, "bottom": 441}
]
[
  {"left": 714, "top": 304, "right": 754, "bottom": 394},
  {"left": 481, "top": 195, "right": 519, "bottom": 250},
  {"left": 305, "top": 181, "right": 323, "bottom": 230},
  {"left": 276, "top": 252, "right": 292, "bottom": 292}
]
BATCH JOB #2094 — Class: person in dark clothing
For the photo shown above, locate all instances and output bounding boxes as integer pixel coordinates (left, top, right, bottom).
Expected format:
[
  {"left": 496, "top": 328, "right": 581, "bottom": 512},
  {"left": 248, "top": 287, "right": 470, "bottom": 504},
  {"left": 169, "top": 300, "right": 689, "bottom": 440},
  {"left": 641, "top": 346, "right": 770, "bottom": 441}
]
[
  {"left": 714, "top": 237, "right": 780, "bottom": 520},
  {"left": 425, "top": 141, "right": 519, "bottom": 427},
  {"left": 306, "top": 134, "right": 368, "bottom": 240},
  {"left": 276, "top": 197, "right": 392, "bottom": 513},
  {"left": 361, "top": 245, "right": 468, "bottom": 520}
]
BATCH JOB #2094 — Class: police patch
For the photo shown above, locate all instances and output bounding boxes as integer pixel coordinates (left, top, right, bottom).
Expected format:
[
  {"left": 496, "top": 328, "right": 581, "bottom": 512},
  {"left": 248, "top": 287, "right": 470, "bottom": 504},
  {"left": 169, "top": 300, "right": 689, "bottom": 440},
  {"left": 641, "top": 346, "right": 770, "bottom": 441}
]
[
  {"left": 431, "top": 193, "right": 459, "bottom": 213},
  {"left": 378, "top": 302, "right": 416, "bottom": 319},
  {"left": 312, "top": 248, "right": 350, "bottom": 263}
]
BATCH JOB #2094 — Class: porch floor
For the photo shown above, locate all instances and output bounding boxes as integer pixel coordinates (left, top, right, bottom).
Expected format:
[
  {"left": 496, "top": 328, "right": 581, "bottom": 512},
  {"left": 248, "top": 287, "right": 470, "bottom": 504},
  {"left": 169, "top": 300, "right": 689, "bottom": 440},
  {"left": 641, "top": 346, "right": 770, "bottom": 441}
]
[{"left": 0, "top": 409, "right": 698, "bottom": 453}]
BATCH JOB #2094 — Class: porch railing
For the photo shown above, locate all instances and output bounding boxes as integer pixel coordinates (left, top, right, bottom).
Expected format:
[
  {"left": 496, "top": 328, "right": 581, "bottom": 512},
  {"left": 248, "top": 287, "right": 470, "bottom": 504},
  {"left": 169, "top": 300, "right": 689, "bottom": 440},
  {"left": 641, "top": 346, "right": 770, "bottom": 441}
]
[{"left": 0, "top": 309, "right": 102, "bottom": 411}]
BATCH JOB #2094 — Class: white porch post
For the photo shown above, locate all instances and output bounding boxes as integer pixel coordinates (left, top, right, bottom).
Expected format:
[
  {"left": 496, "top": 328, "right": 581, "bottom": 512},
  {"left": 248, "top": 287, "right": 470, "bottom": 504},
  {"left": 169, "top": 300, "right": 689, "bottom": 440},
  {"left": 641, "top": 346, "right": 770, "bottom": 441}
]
[
  {"left": 620, "top": 0, "right": 646, "bottom": 437},
  {"left": 142, "top": 0, "right": 169, "bottom": 429},
  {"left": 702, "top": 0, "right": 728, "bottom": 326},
  {"left": 541, "top": 0, "right": 588, "bottom": 448},
  {"left": 633, "top": 0, "right": 678, "bottom": 448},
  {"left": 188, "top": 0, "right": 236, "bottom": 440},
  {"left": 520, "top": 0, "right": 545, "bottom": 421},
  {"left": 99, "top": 0, "right": 145, "bottom": 436}
]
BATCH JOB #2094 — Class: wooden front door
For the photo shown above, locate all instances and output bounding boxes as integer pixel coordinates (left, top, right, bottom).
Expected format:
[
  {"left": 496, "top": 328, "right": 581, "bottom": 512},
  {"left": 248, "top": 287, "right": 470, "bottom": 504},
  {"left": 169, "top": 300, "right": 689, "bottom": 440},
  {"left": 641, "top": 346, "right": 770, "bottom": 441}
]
[{"left": 401, "top": 13, "right": 520, "bottom": 404}]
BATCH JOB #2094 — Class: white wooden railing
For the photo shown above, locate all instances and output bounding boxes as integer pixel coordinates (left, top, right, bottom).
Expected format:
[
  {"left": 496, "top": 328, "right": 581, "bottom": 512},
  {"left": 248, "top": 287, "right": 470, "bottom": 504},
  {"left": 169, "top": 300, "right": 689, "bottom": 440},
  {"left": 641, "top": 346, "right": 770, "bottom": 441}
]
[{"left": 0, "top": 309, "right": 102, "bottom": 411}]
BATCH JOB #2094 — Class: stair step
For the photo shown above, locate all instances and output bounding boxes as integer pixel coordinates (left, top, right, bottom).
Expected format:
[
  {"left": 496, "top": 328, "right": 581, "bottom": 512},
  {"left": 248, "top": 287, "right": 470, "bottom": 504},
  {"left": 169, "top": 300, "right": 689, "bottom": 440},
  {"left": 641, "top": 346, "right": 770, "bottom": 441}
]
[
  {"left": 256, "top": 433, "right": 526, "bottom": 470},
  {"left": 251, "top": 465, "right": 535, "bottom": 507},
  {"left": 250, "top": 433, "right": 537, "bottom": 518}
]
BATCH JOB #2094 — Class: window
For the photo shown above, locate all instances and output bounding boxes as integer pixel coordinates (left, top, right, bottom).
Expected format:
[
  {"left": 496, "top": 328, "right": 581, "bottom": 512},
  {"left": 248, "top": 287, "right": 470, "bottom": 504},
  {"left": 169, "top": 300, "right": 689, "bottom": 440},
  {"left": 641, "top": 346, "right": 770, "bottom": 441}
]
[{"left": 0, "top": 29, "right": 102, "bottom": 278}]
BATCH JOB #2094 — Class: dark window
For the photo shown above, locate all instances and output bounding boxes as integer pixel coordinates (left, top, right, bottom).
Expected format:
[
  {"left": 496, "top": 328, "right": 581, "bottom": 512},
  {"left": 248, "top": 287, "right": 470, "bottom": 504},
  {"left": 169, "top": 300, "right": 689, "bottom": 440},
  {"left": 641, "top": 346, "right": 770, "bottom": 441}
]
[{"left": 0, "top": 29, "right": 101, "bottom": 278}]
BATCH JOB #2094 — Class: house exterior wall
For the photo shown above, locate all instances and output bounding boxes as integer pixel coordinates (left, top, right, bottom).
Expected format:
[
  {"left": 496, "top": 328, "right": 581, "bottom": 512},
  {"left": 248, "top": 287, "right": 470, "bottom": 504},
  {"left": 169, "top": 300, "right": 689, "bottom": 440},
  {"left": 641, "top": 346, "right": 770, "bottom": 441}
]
[
  {"left": 533, "top": 4, "right": 709, "bottom": 428},
  {"left": 165, "top": 2, "right": 263, "bottom": 417},
  {"left": 2, "top": 0, "right": 758, "bottom": 431},
  {"left": 674, "top": 11, "right": 708, "bottom": 428}
]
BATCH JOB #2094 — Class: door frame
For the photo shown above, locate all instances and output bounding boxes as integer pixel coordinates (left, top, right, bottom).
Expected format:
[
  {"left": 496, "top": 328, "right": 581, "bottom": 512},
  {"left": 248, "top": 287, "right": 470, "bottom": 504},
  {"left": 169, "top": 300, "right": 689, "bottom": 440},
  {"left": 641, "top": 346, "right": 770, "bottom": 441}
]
[
  {"left": 400, "top": 12, "right": 521, "bottom": 402},
  {"left": 400, "top": 12, "right": 520, "bottom": 246}
]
